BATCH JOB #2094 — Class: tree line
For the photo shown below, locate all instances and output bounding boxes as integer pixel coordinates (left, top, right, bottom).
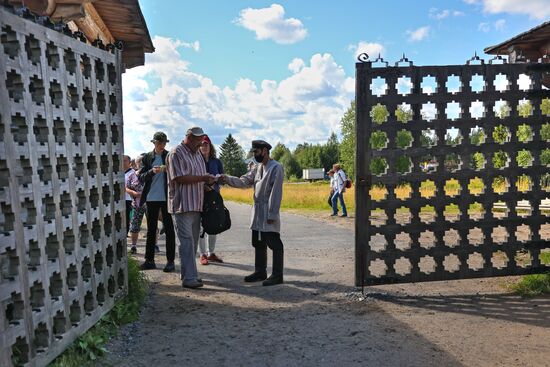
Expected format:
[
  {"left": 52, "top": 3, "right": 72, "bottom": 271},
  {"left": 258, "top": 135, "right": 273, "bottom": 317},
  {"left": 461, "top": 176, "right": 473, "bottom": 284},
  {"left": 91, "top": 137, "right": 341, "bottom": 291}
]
[{"left": 218, "top": 98, "right": 550, "bottom": 181}]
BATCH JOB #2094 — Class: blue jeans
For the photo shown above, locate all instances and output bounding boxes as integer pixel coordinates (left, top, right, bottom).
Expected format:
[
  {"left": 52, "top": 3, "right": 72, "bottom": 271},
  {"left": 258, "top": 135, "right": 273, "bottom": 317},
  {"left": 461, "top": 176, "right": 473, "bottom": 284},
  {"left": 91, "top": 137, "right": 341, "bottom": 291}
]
[{"left": 331, "top": 191, "right": 347, "bottom": 215}]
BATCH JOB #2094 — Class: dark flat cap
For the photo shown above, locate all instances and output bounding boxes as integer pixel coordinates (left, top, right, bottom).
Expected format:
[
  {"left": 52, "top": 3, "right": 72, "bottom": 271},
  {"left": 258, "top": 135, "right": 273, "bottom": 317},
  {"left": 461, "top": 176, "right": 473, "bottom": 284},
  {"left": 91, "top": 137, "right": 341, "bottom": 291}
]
[{"left": 251, "top": 140, "right": 272, "bottom": 151}]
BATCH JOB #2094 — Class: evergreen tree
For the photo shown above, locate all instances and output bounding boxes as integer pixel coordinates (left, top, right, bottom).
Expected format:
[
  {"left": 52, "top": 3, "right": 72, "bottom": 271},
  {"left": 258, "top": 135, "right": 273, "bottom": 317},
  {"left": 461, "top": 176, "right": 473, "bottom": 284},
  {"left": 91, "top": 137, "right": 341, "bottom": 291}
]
[
  {"left": 219, "top": 134, "right": 247, "bottom": 177},
  {"left": 339, "top": 101, "right": 356, "bottom": 179},
  {"left": 271, "top": 143, "right": 291, "bottom": 161},
  {"left": 320, "top": 132, "right": 340, "bottom": 172},
  {"left": 279, "top": 152, "right": 301, "bottom": 179}
]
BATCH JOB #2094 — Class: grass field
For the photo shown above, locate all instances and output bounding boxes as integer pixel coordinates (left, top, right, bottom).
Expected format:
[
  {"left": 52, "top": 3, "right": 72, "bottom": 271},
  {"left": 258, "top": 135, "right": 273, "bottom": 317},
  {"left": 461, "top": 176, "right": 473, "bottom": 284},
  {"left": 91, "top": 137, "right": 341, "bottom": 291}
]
[
  {"left": 221, "top": 181, "right": 354, "bottom": 212},
  {"left": 221, "top": 178, "right": 533, "bottom": 215}
]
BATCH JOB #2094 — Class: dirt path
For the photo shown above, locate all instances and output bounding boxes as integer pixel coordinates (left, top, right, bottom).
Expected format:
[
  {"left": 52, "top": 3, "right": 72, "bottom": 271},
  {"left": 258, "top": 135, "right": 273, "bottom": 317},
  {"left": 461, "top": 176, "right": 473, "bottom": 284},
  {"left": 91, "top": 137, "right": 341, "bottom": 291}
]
[{"left": 103, "top": 202, "right": 550, "bottom": 367}]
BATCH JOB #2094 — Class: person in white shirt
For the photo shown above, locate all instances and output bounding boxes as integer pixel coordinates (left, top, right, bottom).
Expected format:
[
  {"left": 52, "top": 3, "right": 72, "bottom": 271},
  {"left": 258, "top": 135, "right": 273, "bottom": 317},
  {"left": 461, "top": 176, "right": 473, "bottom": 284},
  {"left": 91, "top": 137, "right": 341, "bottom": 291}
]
[
  {"left": 331, "top": 163, "right": 348, "bottom": 217},
  {"left": 123, "top": 155, "right": 135, "bottom": 234}
]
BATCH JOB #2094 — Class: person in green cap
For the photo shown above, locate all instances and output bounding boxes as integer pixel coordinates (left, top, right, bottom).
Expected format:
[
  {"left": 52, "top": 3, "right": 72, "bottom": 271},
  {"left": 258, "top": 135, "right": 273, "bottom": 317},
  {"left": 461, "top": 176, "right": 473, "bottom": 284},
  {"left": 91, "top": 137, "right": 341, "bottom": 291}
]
[{"left": 138, "top": 131, "right": 176, "bottom": 273}]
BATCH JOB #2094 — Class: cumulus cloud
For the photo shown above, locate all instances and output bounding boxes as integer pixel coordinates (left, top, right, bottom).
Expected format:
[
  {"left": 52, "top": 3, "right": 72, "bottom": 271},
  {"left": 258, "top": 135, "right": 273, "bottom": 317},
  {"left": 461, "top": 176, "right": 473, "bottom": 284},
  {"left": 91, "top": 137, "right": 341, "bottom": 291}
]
[
  {"left": 288, "top": 58, "right": 305, "bottom": 73},
  {"left": 407, "top": 26, "right": 430, "bottom": 42},
  {"left": 122, "top": 36, "right": 353, "bottom": 156},
  {"left": 348, "top": 41, "right": 385, "bottom": 61},
  {"left": 464, "top": 0, "right": 550, "bottom": 19},
  {"left": 234, "top": 4, "right": 308, "bottom": 44}
]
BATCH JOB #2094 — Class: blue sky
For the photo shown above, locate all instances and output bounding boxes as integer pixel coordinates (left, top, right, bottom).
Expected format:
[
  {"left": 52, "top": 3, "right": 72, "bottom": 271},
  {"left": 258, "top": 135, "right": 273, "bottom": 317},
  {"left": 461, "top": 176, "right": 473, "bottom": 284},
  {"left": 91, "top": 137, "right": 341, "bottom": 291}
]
[{"left": 122, "top": 0, "right": 549, "bottom": 157}]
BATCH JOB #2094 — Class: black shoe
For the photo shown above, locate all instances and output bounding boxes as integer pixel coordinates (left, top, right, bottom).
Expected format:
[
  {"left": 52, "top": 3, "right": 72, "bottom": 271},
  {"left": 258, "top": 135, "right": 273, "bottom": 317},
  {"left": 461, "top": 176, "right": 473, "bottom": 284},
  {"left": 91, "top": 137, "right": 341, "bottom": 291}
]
[
  {"left": 160, "top": 227, "right": 166, "bottom": 235},
  {"left": 163, "top": 262, "right": 175, "bottom": 273},
  {"left": 130, "top": 245, "right": 137, "bottom": 254},
  {"left": 140, "top": 261, "right": 156, "bottom": 270},
  {"left": 340, "top": 214, "right": 348, "bottom": 217},
  {"left": 244, "top": 272, "right": 267, "bottom": 282},
  {"left": 262, "top": 275, "right": 283, "bottom": 286}
]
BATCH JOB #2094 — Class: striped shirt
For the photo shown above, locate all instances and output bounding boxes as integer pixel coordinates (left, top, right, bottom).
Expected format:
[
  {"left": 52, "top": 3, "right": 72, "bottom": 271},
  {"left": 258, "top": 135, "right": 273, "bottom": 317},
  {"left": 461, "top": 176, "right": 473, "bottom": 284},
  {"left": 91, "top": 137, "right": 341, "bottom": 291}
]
[{"left": 166, "top": 142, "right": 207, "bottom": 214}]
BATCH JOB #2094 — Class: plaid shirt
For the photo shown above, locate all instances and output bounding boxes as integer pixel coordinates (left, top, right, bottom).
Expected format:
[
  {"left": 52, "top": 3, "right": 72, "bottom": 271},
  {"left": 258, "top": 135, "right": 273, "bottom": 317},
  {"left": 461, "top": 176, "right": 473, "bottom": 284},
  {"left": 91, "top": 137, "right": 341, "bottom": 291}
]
[{"left": 166, "top": 142, "right": 207, "bottom": 214}]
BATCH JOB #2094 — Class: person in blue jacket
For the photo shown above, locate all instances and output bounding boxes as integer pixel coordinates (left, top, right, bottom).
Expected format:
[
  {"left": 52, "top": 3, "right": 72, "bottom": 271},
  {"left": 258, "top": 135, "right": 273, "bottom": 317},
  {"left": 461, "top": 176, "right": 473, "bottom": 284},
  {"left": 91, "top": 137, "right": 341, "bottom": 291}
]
[{"left": 198, "top": 135, "right": 225, "bottom": 265}]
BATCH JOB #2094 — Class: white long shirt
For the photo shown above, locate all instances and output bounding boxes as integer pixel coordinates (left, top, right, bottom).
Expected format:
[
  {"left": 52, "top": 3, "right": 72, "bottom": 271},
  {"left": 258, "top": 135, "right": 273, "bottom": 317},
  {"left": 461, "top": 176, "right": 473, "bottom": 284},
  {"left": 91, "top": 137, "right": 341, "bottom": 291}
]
[
  {"left": 334, "top": 170, "right": 347, "bottom": 194},
  {"left": 225, "top": 160, "right": 284, "bottom": 233}
]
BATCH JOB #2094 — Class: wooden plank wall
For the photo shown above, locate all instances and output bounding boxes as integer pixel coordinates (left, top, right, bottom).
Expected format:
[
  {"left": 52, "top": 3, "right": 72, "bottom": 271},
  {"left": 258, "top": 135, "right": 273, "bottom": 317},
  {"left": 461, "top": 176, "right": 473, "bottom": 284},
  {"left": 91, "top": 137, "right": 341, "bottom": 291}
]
[{"left": 0, "top": 8, "right": 126, "bottom": 366}]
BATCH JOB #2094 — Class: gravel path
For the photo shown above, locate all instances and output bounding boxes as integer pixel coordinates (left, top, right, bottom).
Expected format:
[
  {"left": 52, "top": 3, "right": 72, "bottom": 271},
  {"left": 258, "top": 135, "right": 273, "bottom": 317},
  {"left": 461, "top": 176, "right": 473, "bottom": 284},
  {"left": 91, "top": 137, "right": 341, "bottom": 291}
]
[{"left": 103, "top": 202, "right": 550, "bottom": 367}]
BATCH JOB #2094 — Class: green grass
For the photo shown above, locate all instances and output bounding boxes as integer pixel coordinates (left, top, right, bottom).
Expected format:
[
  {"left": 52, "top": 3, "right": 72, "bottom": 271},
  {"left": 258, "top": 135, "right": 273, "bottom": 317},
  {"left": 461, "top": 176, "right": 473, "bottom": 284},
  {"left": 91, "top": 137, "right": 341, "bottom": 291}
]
[
  {"left": 511, "top": 252, "right": 550, "bottom": 297},
  {"left": 48, "top": 255, "right": 148, "bottom": 367},
  {"left": 512, "top": 273, "right": 550, "bottom": 297}
]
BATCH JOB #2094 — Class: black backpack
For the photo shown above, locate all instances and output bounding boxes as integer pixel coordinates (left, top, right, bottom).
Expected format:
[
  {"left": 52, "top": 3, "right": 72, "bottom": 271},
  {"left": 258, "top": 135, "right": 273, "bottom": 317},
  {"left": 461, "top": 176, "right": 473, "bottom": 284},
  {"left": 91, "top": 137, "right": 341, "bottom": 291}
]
[{"left": 201, "top": 189, "right": 231, "bottom": 236}]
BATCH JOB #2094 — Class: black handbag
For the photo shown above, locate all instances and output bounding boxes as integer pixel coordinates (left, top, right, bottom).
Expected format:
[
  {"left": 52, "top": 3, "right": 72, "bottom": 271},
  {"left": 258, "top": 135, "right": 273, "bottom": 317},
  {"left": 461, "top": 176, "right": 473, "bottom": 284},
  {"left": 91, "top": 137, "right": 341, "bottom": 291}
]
[
  {"left": 201, "top": 189, "right": 231, "bottom": 237},
  {"left": 327, "top": 193, "right": 333, "bottom": 207}
]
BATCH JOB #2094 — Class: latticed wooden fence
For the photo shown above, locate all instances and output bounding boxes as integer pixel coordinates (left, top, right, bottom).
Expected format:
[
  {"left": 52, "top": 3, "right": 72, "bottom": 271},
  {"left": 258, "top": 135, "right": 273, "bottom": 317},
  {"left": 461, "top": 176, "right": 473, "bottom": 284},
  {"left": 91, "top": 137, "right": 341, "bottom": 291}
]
[
  {"left": 0, "top": 8, "right": 126, "bottom": 366},
  {"left": 355, "top": 53, "right": 550, "bottom": 286}
]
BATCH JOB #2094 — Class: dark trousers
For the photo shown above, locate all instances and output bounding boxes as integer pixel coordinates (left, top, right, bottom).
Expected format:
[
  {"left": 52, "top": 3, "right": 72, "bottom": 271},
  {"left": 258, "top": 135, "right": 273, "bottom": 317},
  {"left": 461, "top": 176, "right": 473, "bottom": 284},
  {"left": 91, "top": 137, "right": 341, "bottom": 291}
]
[
  {"left": 252, "top": 230, "right": 284, "bottom": 277},
  {"left": 126, "top": 200, "right": 132, "bottom": 235},
  {"left": 145, "top": 201, "right": 175, "bottom": 263}
]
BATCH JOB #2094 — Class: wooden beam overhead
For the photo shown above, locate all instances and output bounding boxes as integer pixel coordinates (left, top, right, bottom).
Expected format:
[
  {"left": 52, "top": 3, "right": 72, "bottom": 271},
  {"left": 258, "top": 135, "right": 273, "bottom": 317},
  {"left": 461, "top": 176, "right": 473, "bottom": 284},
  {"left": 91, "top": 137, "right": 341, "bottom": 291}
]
[{"left": 74, "top": 3, "right": 114, "bottom": 44}]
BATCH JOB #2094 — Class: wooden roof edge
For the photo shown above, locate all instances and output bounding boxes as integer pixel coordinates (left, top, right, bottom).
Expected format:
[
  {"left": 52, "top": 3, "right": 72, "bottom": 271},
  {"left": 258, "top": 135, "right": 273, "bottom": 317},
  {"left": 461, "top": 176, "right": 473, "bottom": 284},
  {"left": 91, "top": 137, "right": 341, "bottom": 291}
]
[
  {"left": 131, "top": 0, "right": 154, "bottom": 53},
  {"left": 484, "top": 21, "right": 550, "bottom": 54}
]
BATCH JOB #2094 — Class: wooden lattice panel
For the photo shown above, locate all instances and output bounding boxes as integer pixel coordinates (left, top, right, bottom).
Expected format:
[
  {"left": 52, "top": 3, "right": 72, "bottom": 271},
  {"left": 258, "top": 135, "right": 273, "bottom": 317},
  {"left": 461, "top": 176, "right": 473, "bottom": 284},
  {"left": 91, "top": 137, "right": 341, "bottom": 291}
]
[
  {"left": 0, "top": 8, "right": 126, "bottom": 366},
  {"left": 355, "top": 57, "right": 550, "bottom": 286}
]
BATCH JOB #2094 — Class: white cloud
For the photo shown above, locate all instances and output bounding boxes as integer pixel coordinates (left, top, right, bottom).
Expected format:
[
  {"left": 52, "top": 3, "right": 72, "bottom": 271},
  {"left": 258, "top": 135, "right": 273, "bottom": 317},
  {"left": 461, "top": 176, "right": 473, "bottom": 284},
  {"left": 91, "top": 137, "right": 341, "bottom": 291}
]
[
  {"left": 494, "top": 19, "right": 506, "bottom": 31},
  {"left": 288, "top": 58, "right": 305, "bottom": 73},
  {"left": 407, "top": 26, "right": 430, "bottom": 42},
  {"left": 181, "top": 40, "right": 200, "bottom": 52},
  {"left": 429, "top": 8, "right": 465, "bottom": 19},
  {"left": 429, "top": 8, "right": 450, "bottom": 19},
  {"left": 348, "top": 41, "right": 385, "bottom": 61},
  {"left": 478, "top": 19, "right": 506, "bottom": 32},
  {"left": 478, "top": 22, "right": 491, "bottom": 32},
  {"left": 465, "top": 0, "right": 550, "bottom": 19},
  {"left": 122, "top": 36, "right": 353, "bottom": 157},
  {"left": 234, "top": 4, "right": 307, "bottom": 44}
]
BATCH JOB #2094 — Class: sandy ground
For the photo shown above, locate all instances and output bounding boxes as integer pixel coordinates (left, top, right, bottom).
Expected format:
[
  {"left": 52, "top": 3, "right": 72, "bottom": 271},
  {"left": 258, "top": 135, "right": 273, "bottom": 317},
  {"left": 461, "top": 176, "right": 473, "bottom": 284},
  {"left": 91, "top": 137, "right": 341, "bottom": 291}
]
[{"left": 102, "top": 202, "right": 550, "bottom": 367}]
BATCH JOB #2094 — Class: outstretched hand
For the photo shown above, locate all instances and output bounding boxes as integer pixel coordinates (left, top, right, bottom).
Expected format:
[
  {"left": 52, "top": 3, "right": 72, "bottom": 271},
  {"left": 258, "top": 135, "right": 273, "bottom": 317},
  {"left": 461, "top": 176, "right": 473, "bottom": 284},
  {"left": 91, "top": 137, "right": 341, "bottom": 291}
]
[{"left": 203, "top": 174, "right": 216, "bottom": 185}]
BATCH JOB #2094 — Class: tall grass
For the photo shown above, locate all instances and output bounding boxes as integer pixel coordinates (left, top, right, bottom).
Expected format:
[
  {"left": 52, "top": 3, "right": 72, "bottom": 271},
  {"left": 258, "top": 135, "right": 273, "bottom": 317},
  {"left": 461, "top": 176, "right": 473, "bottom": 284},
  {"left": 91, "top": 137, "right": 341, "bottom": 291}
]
[
  {"left": 222, "top": 181, "right": 355, "bottom": 212},
  {"left": 222, "top": 177, "right": 532, "bottom": 214}
]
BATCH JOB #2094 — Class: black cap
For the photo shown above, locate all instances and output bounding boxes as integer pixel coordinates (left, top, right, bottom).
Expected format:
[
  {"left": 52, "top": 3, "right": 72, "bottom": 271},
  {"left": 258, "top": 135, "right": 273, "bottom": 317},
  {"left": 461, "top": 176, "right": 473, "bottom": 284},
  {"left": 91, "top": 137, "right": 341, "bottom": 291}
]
[
  {"left": 151, "top": 131, "right": 169, "bottom": 143},
  {"left": 251, "top": 140, "right": 272, "bottom": 151}
]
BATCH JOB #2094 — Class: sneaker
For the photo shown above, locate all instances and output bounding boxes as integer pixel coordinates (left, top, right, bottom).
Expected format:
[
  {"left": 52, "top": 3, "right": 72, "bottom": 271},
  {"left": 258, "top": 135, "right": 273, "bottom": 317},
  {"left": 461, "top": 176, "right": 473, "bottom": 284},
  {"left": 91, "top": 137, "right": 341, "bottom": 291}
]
[
  {"left": 330, "top": 213, "right": 338, "bottom": 217},
  {"left": 130, "top": 245, "right": 137, "bottom": 254},
  {"left": 182, "top": 279, "right": 203, "bottom": 289},
  {"left": 262, "top": 274, "right": 283, "bottom": 286},
  {"left": 199, "top": 254, "right": 209, "bottom": 265},
  {"left": 154, "top": 245, "right": 160, "bottom": 253},
  {"left": 244, "top": 272, "right": 267, "bottom": 282},
  {"left": 163, "top": 262, "right": 175, "bottom": 273},
  {"left": 140, "top": 261, "right": 156, "bottom": 270},
  {"left": 340, "top": 214, "right": 348, "bottom": 217},
  {"left": 207, "top": 253, "right": 223, "bottom": 263}
]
